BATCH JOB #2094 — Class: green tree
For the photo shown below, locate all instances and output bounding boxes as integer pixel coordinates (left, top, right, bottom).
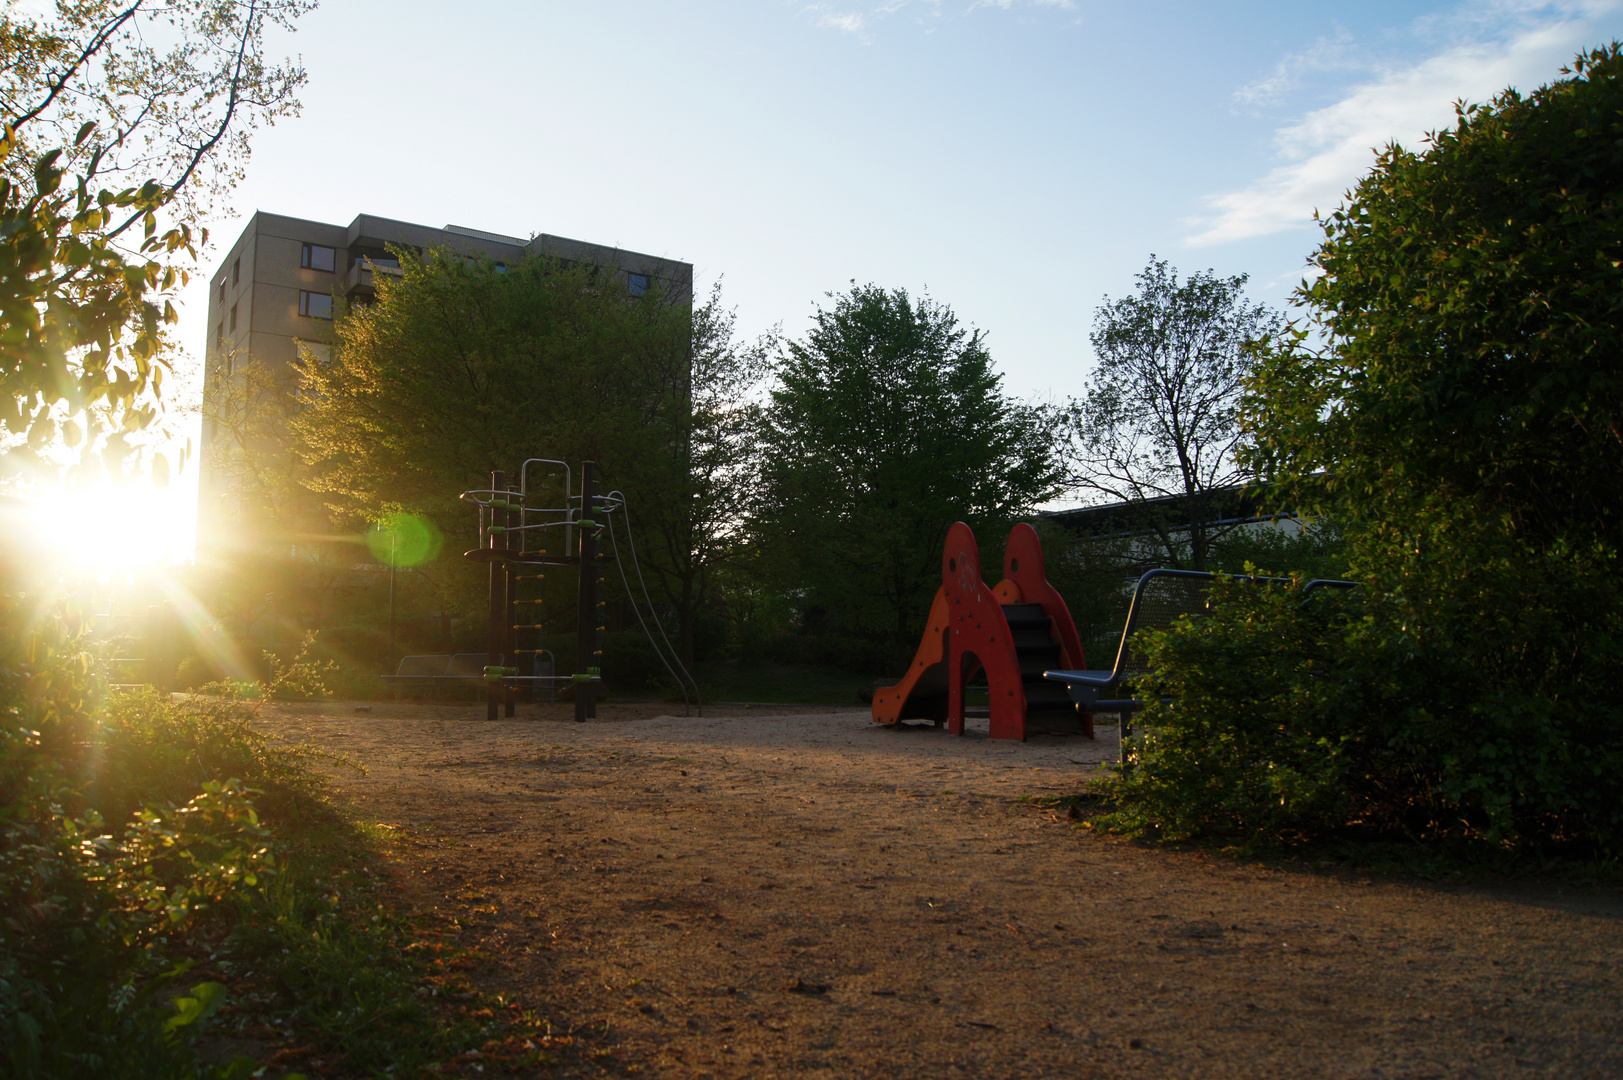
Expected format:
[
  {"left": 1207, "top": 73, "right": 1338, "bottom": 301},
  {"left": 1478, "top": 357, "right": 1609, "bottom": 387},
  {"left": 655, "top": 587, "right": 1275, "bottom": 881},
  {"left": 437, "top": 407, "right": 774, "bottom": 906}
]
[
  {"left": 613, "top": 283, "right": 771, "bottom": 665},
  {"left": 1107, "top": 45, "right": 1623, "bottom": 850},
  {"left": 754, "top": 283, "right": 1062, "bottom": 663},
  {"left": 1, "top": 0, "right": 311, "bottom": 479},
  {"left": 1249, "top": 47, "right": 1623, "bottom": 552},
  {"left": 1068, "top": 258, "right": 1285, "bottom": 570},
  {"left": 293, "top": 252, "right": 764, "bottom": 664},
  {"left": 2, "top": 4, "right": 315, "bottom": 1073},
  {"left": 293, "top": 251, "right": 681, "bottom": 516}
]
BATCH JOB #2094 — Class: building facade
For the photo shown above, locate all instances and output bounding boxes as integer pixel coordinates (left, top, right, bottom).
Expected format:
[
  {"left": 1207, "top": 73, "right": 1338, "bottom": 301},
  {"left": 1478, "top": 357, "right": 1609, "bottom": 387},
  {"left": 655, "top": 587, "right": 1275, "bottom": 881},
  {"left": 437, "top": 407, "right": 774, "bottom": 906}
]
[
  {"left": 201, "top": 212, "right": 691, "bottom": 393},
  {"left": 1041, "top": 485, "right": 1304, "bottom": 576}
]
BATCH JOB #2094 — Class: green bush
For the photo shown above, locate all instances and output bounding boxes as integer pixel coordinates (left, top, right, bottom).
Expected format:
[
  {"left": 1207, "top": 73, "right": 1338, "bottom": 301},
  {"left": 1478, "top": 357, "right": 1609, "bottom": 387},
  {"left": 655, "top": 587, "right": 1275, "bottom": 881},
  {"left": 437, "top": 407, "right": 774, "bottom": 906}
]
[
  {"left": 1107, "top": 46, "right": 1623, "bottom": 855},
  {"left": 1104, "top": 557, "right": 1623, "bottom": 851},
  {"left": 1096, "top": 578, "right": 1356, "bottom": 843},
  {"left": 1206, "top": 517, "right": 1349, "bottom": 581},
  {"left": 1, "top": 665, "right": 286, "bottom": 1078},
  {"left": 174, "top": 655, "right": 220, "bottom": 690}
]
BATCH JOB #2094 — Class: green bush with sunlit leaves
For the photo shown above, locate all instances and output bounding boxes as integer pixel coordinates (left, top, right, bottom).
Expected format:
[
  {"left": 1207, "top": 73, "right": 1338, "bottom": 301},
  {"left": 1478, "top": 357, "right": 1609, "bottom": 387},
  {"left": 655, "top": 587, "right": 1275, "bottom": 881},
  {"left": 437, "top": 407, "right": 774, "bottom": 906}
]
[{"left": 0, "top": 605, "right": 493, "bottom": 1078}]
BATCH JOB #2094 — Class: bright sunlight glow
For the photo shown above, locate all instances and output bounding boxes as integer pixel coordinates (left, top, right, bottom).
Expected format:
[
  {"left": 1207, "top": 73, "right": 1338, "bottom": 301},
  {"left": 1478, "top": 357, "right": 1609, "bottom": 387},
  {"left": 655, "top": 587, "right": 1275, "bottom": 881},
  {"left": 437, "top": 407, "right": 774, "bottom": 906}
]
[{"left": 11, "top": 481, "right": 198, "bottom": 575}]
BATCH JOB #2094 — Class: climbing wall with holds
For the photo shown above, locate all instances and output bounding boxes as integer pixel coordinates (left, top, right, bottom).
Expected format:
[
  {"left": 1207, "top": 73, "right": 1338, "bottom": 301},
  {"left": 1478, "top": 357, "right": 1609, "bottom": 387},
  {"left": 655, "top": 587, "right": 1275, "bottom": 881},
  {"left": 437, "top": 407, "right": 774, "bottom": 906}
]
[{"left": 872, "top": 522, "right": 1091, "bottom": 741}]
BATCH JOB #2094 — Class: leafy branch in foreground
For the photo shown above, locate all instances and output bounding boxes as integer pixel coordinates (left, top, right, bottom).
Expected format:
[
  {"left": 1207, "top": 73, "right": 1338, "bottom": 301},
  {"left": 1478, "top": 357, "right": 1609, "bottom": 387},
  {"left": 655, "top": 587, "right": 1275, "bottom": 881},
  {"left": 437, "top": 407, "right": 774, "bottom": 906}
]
[{"left": 1, "top": 0, "right": 312, "bottom": 477}]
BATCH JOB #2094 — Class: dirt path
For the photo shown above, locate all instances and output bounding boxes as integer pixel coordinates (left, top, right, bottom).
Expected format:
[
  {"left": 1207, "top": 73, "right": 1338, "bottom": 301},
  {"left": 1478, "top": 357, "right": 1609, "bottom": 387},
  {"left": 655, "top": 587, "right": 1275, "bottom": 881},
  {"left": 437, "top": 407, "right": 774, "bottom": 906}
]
[{"left": 266, "top": 701, "right": 1623, "bottom": 1079}]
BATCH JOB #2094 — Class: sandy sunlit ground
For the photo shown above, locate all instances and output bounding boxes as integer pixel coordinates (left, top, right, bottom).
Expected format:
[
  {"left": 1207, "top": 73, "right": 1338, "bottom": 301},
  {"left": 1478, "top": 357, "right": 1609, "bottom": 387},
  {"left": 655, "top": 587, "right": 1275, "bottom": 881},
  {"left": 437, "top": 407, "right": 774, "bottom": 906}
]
[{"left": 262, "top": 699, "right": 1623, "bottom": 1079}]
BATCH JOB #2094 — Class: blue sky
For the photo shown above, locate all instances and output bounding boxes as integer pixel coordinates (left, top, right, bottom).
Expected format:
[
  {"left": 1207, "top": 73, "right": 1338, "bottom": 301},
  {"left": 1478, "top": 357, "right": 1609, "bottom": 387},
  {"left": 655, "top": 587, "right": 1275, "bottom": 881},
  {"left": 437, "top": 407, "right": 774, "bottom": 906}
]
[{"left": 176, "top": 0, "right": 1623, "bottom": 433}]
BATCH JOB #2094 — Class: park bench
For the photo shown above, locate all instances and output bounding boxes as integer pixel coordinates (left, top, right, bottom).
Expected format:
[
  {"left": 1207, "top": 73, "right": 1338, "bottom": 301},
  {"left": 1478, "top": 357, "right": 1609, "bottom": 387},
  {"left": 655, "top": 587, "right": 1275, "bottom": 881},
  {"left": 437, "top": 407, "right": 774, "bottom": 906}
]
[
  {"left": 382, "top": 654, "right": 453, "bottom": 698},
  {"left": 1044, "top": 569, "right": 1356, "bottom": 759}
]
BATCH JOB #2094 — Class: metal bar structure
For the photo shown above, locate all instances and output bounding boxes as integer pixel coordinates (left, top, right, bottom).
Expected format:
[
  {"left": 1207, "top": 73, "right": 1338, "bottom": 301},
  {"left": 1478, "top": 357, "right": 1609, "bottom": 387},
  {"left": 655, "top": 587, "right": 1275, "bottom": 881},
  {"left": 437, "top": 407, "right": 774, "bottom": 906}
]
[
  {"left": 574, "top": 462, "right": 599, "bottom": 722},
  {"left": 503, "top": 485, "right": 520, "bottom": 717},
  {"left": 509, "top": 484, "right": 538, "bottom": 707},
  {"left": 485, "top": 470, "right": 507, "bottom": 721},
  {"left": 460, "top": 457, "right": 699, "bottom": 722}
]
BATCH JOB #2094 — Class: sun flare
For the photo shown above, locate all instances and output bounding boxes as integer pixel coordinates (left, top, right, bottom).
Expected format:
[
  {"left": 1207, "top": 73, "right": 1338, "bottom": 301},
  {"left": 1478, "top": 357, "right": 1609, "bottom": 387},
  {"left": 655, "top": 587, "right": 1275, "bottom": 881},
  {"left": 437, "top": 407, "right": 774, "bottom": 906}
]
[{"left": 9, "top": 481, "right": 197, "bottom": 575}]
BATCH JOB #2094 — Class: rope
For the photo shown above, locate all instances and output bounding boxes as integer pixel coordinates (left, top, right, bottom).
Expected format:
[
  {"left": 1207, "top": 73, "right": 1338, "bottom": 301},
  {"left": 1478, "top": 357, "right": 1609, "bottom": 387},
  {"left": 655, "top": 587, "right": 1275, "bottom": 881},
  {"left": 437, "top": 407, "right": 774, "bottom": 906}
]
[
  {"left": 605, "top": 493, "right": 702, "bottom": 716},
  {"left": 604, "top": 509, "right": 691, "bottom": 716},
  {"left": 614, "top": 497, "right": 703, "bottom": 714},
  {"left": 604, "top": 513, "right": 688, "bottom": 715}
]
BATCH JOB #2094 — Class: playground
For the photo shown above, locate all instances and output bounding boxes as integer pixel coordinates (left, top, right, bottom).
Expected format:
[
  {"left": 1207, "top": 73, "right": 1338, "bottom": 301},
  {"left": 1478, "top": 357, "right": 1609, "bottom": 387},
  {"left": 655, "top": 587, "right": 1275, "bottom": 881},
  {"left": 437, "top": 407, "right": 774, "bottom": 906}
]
[{"left": 264, "top": 700, "right": 1623, "bottom": 1079}]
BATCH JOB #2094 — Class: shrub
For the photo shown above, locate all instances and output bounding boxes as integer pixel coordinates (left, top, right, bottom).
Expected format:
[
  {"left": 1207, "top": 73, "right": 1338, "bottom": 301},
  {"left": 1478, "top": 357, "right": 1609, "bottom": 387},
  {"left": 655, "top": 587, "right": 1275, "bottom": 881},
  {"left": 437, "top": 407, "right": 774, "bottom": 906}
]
[
  {"left": 1104, "top": 560, "right": 1623, "bottom": 851},
  {"left": 1, "top": 688, "right": 285, "bottom": 1077}
]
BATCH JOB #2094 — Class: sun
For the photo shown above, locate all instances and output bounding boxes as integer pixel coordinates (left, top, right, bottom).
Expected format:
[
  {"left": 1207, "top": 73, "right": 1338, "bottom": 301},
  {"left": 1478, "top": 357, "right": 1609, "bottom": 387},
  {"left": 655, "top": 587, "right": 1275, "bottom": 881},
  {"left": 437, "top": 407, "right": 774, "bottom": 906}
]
[{"left": 13, "top": 480, "right": 197, "bottom": 575}]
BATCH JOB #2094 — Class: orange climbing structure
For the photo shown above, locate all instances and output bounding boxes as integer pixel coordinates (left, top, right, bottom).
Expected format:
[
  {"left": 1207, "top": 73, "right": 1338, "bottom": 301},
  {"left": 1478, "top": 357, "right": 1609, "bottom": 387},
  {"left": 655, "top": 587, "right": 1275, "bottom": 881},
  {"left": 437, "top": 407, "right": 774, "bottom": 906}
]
[{"left": 872, "top": 522, "right": 1091, "bottom": 740}]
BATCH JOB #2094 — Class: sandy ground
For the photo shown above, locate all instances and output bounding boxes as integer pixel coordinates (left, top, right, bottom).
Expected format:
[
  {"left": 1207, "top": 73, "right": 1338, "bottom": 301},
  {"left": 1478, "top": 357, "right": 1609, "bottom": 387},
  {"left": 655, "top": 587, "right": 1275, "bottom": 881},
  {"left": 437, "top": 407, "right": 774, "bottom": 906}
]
[{"left": 264, "top": 700, "right": 1623, "bottom": 1079}]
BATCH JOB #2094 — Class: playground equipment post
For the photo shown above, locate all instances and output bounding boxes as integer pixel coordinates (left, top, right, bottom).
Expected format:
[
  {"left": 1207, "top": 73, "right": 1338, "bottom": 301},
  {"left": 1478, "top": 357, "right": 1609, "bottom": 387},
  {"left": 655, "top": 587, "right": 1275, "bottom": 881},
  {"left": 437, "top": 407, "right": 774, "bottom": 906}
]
[
  {"left": 575, "top": 462, "right": 599, "bottom": 723},
  {"left": 486, "top": 470, "right": 507, "bottom": 722}
]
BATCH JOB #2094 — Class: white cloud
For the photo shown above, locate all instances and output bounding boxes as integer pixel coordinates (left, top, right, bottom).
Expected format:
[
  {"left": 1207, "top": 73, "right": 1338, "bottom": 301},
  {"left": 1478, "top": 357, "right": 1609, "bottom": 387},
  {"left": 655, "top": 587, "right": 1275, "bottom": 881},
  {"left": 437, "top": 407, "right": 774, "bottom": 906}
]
[
  {"left": 968, "top": 0, "right": 1074, "bottom": 10},
  {"left": 1187, "top": 4, "right": 1619, "bottom": 246},
  {"left": 799, "top": 0, "right": 1069, "bottom": 36},
  {"left": 802, "top": 5, "right": 870, "bottom": 34},
  {"left": 1232, "top": 31, "right": 1362, "bottom": 107}
]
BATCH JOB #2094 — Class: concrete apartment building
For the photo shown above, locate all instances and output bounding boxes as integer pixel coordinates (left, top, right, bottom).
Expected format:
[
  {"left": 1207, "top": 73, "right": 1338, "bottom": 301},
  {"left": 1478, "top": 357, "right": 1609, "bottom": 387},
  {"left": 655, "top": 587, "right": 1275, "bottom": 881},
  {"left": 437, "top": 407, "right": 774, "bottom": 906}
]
[
  {"left": 201, "top": 212, "right": 692, "bottom": 388},
  {"left": 197, "top": 211, "right": 692, "bottom": 608}
]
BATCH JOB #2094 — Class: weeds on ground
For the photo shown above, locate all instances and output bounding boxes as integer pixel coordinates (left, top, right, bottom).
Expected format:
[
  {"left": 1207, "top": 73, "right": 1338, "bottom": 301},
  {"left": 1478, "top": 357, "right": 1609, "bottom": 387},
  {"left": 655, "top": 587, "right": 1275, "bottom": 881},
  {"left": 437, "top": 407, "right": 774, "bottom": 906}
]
[{"left": 1, "top": 602, "right": 557, "bottom": 1078}]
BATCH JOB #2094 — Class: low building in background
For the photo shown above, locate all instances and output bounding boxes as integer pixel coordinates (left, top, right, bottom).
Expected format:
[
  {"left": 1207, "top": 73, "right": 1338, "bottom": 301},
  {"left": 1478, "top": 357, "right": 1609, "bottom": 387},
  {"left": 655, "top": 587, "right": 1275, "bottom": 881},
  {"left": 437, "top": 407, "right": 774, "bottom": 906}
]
[{"left": 1041, "top": 484, "right": 1303, "bottom": 576}]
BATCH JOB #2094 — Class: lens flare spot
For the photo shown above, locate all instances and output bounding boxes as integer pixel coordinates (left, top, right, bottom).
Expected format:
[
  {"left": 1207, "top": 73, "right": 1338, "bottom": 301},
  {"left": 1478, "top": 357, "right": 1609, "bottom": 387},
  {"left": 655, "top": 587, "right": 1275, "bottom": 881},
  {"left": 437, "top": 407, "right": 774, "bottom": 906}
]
[{"left": 366, "top": 513, "right": 442, "bottom": 568}]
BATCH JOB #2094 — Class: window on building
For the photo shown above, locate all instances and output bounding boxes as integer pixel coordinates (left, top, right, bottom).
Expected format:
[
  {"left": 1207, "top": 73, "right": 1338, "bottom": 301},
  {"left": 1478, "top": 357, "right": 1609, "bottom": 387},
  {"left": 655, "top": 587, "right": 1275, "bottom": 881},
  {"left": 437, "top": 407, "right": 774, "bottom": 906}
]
[
  {"left": 299, "top": 291, "right": 333, "bottom": 319},
  {"left": 298, "top": 341, "right": 332, "bottom": 365},
  {"left": 232, "top": 257, "right": 240, "bottom": 285},
  {"left": 301, "top": 243, "right": 337, "bottom": 272},
  {"left": 627, "top": 273, "right": 651, "bottom": 297},
  {"left": 229, "top": 304, "right": 237, "bottom": 332},
  {"left": 219, "top": 279, "right": 226, "bottom": 303}
]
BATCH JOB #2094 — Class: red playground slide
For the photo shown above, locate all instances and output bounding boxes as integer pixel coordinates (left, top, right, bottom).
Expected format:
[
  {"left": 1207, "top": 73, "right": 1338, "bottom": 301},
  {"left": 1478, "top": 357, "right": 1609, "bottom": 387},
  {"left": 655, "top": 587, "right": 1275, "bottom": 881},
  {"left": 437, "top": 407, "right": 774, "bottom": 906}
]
[{"left": 872, "top": 522, "right": 1091, "bottom": 740}]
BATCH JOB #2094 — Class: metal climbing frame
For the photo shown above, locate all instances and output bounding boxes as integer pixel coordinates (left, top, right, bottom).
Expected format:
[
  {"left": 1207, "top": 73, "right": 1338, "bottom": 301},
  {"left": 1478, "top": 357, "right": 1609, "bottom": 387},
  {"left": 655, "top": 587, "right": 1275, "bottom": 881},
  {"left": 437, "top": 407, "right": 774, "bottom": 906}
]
[{"left": 459, "top": 459, "right": 701, "bottom": 722}]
